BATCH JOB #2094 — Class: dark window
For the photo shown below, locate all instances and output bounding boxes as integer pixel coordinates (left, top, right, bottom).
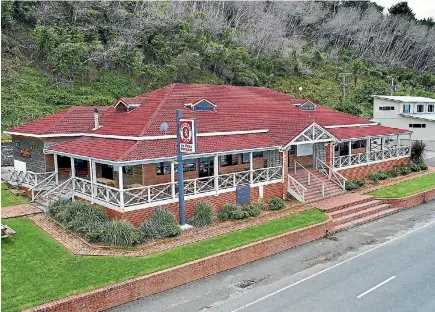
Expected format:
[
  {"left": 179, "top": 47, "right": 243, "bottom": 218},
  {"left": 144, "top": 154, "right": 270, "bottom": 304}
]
[
  {"left": 15, "top": 142, "right": 20, "bottom": 148},
  {"left": 57, "top": 156, "right": 71, "bottom": 168},
  {"left": 74, "top": 159, "right": 87, "bottom": 169},
  {"left": 379, "top": 106, "right": 394, "bottom": 111},
  {"left": 290, "top": 146, "right": 297, "bottom": 155},
  {"left": 199, "top": 157, "right": 214, "bottom": 177},
  {"left": 220, "top": 154, "right": 238, "bottom": 167},
  {"left": 115, "top": 102, "right": 128, "bottom": 113},
  {"left": 156, "top": 160, "right": 196, "bottom": 175},
  {"left": 123, "top": 166, "right": 133, "bottom": 175},
  {"left": 335, "top": 143, "right": 350, "bottom": 156},
  {"left": 300, "top": 101, "right": 316, "bottom": 111},
  {"left": 409, "top": 124, "right": 426, "bottom": 128},
  {"left": 253, "top": 151, "right": 263, "bottom": 158},
  {"left": 351, "top": 140, "right": 367, "bottom": 149},
  {"left": 193, "top": 100, "right": 215, "bottom": 112},
  {"left": 417, "top": 104, "right": 424, "bottom": 113},
  {"left": 428, "top": 104, "right": 434, "bottom": 113},
  {"left": 101, "top": 164, "right": 113, "bottom": 179},
  {"left": 403, "top": 104, "right": 410, "bottom": 113},
  {"left": 242, "top": 153, "right": 250, "bottom": 164}
]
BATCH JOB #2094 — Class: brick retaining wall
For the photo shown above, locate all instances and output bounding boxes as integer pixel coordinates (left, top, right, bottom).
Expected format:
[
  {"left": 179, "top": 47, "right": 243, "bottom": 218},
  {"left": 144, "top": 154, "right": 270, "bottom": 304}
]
[
  {"left": 337, "top": 157, "right": 409, "bottom": 181},
  {"left": 106, "top": 183, "right": 283, "bottom": 226},
  {"left": 24, "top": 216, "right": 331, "bottom": 312},
  {"left": 380, "top": 188, "right": 435, "bottom": 210}
]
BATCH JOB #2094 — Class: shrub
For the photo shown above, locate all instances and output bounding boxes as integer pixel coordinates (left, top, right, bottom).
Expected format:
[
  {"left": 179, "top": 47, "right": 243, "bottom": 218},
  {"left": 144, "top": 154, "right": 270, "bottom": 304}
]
[
  {"left": 356, "top": 179, "right": 365, "bottom": 187},
  {"left": 101, "top": 220, "right": 143, "bottom": 247},
  {"left": 187, "top": 202, "right": 214, "bottom": 227},
  {"left": 254, "top": 198, "right": 269, "bottom": 209},
  {"left": 419, "top": 163, "right": 428, "bottom": 170},
  {"left": 218, "top": 203, "right": 238, "bottom": 221},
  {"left": 242, "top": 203, "right": 261, "bottom": 217},
  {"left": 67, "top": 205, "right": 109, "bottom": 236},
  {"left": 231, "top": 209, "right": 250, "bottom": 220},
  {"left": 388, "top": 167, "right": 400, "bottom": 178},
  {"left": 410, "top": 163, "right": 421, "bottom": 172},
  {"left": 268, "top": 197, "right": 285, "bottom": 211},
  {"left": 84, "top": 221, "right": 109, "bottom": 242},
  {"left": 345, "top": 181, "right": 358, "bottom": 191},
  {"left": 140, "top": 208, "right": 181, "bottom": 240},
  {"left": 378, "top": 171, "right": 389, "bottom": 180},
  {"left": 368, "top": 172, "right": 381, "bottom": 183},
  {"left": 399, "top": 164, "right": 412, "bottom": 175},
  {"left": 411, "top": 140, "right": 426, "bottom": 164},
  {"left": 47, "top": 197, "right": 72, "bottom": 219}
]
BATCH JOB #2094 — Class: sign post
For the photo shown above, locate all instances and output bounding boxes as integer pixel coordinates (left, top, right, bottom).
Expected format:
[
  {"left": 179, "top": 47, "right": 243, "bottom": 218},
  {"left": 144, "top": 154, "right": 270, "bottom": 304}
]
[{"left": 176, "top": 109, "right": 197, "bottom": 227}]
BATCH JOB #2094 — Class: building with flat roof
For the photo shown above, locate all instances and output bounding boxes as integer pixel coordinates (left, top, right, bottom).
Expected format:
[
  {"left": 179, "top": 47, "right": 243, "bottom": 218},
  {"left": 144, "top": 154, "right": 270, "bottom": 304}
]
[{"left": 372, "top": 95, "right": 435, "bottom": 151}]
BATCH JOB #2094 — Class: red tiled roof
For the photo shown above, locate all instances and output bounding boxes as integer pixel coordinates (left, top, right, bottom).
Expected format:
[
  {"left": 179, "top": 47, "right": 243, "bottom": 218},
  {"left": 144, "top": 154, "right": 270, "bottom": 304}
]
[
  {"left": 328, "top": 125, "right": 411, "bottom": 140},
  {"left": 47, "top": 133, "right": 278, "bottom": 162},
  {"left": 7, "top": 106, "right": 109, "bottom": 135}
]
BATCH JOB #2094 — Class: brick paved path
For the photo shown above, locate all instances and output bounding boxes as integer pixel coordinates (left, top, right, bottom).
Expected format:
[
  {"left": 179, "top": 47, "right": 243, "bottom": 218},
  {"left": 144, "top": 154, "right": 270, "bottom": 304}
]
[
  {"left": 29, "top": 202, "right": 310, "bottom": 257},
  {"left": 2, "top": 204, "right": 43, "bottom": 219}
]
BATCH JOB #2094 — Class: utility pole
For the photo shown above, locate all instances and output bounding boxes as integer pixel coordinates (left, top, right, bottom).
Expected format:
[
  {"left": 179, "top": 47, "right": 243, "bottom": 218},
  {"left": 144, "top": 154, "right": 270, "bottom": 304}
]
[
  {"left": 339, "top": 73, "right": 352, "bottom": 105},
  {"left": 388, "top": 76, "right": 397, "bottom": 96}
]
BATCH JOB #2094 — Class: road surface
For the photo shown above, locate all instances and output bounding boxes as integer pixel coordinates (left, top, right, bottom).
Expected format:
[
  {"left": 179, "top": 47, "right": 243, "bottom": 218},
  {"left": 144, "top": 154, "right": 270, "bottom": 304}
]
[{"left": 108, "top": 201, "right": 435, "bottom": 312}]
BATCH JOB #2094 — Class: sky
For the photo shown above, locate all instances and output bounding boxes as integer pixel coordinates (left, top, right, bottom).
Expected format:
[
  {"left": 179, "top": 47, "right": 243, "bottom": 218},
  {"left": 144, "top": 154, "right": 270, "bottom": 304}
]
[{"left": 375, "top": 0, "right": 435, "bottom": 19}]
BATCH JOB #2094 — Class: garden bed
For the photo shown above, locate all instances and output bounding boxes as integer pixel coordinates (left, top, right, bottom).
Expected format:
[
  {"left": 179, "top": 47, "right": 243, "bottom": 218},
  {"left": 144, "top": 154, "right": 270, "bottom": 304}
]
[{"left": 3, "top": 209, "right": 327, "bottom": 311}]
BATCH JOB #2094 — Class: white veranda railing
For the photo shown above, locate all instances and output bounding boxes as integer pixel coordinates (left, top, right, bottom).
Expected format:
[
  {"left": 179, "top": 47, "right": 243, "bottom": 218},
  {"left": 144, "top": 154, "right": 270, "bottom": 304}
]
[
  {"left": 333, "top": 146, "right": 410, "bottom": 169},
  {"left": 315, "top": 158, "right": 347, "bottom": 190},
  {"left": 8, "top": 170, "right": 54, "bottom": 187},
  {"left": 287, "top": 174, "right": 306, "bottom": 202}
]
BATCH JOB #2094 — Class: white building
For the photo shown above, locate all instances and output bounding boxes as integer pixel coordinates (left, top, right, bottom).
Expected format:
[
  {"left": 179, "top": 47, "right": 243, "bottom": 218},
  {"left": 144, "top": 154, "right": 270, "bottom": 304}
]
[{"left": 372, "top": 95, "right": 435, "bottom": 151}]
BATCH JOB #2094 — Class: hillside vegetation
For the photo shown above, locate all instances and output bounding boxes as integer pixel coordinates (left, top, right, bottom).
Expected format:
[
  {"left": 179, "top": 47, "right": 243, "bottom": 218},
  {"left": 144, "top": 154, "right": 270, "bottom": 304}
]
[{"left": 2, "top": 1, "right": 435, "bottom": 134}]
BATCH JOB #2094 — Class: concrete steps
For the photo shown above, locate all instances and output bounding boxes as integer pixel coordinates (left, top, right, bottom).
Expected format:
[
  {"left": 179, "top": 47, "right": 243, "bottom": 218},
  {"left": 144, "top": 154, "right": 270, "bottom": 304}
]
[
  {"left": 289, "top": 168, "right": 346, "bottom": 204},
  {"left": 322, "top": 196, "right": 398, "bottom": 233}
]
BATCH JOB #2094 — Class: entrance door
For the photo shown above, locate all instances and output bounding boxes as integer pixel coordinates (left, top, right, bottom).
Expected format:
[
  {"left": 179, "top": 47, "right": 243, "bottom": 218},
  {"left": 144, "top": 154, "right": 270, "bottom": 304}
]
[
  {"left": 199, "top": 157, "right": 214, "bottom": 177},
  {"left": 101, "top": 164, "right": 113, "bottom": 179}
]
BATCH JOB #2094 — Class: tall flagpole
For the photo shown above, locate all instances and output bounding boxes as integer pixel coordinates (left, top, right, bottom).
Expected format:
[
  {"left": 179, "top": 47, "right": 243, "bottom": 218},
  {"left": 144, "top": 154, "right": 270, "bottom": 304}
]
[{"left": 176, "top": 109, "right": 185, "bottom": 226}]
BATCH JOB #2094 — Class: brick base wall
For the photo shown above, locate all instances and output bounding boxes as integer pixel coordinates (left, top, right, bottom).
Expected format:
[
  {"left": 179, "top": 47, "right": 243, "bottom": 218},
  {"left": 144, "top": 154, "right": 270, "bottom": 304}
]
[
  {"left": 337, "top": 157, "right": 410, "bottom": 181},
  {"left": 24, "top": 217, "right": 331, "bottom": 312},
  {"left": 106, "top": 183, "right": 283, "bottom": 227},
  {"left": 381, "top": 188, "right": 435, "bottom": 210}
]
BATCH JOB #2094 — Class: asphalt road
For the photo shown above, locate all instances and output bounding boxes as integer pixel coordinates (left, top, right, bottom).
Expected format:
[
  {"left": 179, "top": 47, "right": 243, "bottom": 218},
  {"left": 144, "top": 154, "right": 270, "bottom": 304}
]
[{"left": 108, "top": 202, "right": 435, "bottom": 312}]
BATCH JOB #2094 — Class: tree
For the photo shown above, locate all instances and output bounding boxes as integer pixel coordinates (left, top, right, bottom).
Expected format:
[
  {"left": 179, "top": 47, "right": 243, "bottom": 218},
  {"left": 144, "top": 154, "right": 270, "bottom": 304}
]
[{"left": 388, "top": 2, "right": 415, "bottom": 20}]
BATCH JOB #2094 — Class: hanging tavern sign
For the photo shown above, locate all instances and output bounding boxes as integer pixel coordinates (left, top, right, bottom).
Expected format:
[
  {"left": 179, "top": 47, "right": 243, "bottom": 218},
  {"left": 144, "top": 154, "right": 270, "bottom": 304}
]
[{"left": 179, "top": 119, "right": 197, "bottom": 153}]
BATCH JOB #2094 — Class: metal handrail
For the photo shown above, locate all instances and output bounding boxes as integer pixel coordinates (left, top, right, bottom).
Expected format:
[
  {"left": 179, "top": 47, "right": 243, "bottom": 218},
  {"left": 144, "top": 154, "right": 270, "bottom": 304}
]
[
  {"left": 294, "top": 160, "right": 326, "bottom": 197},
  {"left": 315, "top": 157, "right": 347, "bottom": 190}
]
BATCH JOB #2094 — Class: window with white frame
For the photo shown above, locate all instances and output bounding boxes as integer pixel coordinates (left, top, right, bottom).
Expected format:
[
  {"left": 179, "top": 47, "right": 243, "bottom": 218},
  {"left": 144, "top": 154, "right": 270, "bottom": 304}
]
[
  {"left": 417, "top": 104, "right": 424, "bottom": 113},
  {"left": 403, "top": 104, "right": 411, "bottom": 113},
  {"left": 220, "top": 154, "right": 238, "bottom": 167},
  {"left": 156, "top": 160, "right": 196, "bottom": 175},
  {"left": 379, "top": 106, "right": 394, "bottom": 111},
  {"left": 428, "top": 104, "right": 434, "bottom": 113}
]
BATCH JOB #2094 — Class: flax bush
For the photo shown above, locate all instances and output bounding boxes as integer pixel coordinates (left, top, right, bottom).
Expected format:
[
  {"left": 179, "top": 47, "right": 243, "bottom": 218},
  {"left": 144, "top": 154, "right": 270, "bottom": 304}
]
[
  {"left": 101, "top": 220, "right": 143, "bottom": 248},
  {"left": 187, "top": 202, "right": 214, "bottom": 227},
  {"left": 268, "top": 197, "right": 285, "bottom": 211},
  {"left": 139, "top": 208, "right": 181, "bottom": 239}
]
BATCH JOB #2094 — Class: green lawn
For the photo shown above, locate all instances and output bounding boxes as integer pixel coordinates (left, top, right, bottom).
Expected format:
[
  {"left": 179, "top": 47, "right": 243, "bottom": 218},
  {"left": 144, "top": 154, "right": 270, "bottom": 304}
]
[
  {"left": 1, "top": 209, "right": 326, "bottom": 311},
  {"left": 368, "top": 173, "right": 435, "bottom": 198},
  {"left": 1, "top": 183, "right": 29, "bottom": 208}
]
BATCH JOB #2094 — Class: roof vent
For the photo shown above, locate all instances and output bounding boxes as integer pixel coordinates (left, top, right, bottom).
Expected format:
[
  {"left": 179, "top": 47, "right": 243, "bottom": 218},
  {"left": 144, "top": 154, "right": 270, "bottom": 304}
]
[
  {"left": 186, "top": 99, "right": 216, "bottom": 112},
  {"left": 93, "top": 108, "right": 101, "bottom": 130}
]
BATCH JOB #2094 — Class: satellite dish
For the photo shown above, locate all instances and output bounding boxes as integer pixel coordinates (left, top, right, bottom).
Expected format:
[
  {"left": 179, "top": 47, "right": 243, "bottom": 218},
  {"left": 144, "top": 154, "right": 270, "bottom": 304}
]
[{"left": 159, "top": 122, "right": 169, "bottom": 135}]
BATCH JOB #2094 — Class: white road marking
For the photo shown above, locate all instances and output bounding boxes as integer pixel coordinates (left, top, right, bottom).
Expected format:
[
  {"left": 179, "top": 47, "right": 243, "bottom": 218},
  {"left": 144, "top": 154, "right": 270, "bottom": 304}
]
[
  {"left": 357, "top": 276, "right": 396, "bottom": 299},
  {"left": 230, "top": 220, "right": 435, "bottom": 312}
]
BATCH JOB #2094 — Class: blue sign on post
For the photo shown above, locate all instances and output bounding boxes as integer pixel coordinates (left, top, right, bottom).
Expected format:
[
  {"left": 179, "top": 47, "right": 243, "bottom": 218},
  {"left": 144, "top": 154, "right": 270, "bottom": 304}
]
[{"left": 236, "top": 184, "right": 251, "bottom": 206}]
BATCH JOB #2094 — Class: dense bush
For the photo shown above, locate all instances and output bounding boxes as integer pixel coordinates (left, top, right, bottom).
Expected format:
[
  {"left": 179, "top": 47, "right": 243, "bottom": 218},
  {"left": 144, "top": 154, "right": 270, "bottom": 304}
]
[
  {"left": 101, "top": 220, "right": 143, "bottom": 248},
  {"left": 356, "top": 179, "right": 366, "bottom": 187},
  {"left": 410, "top": 163, "right": 421, "bottom": 172},
  {"left": 242, "top": 203, "right": 262, "bottom": 217},
  {"left": 218, "top": 204, "right": 238, "bottom": 221},
  {"left": 419, "top": 163, "right": 428, "bottom": 170},
  {"left": 140, "top": 208, "right": 181, "bottom": 240},
  {"left": 188, "top": 202, "right": 214, "bottom": 227},
  {"left": 47, "top": 199, "right": 144, "bottom": 247},
  {"left": 231, "top": 209, "right": 250, "bottom": 220},
  {"left": 388, "top": 167, "right": 400, "bottom": 178},
  {"left": 345, "top": 181, "right": 359, "bottom": 191},
  {"left": 368, "top": 172, "right": 381, "bottom": 183},
  {"left": 399, "top": 164, "right": 412, "bottom": 175},
  {"left": 268, "top": 197, "right": 285, "bottom": 211},
  {"left": 377, "top": 171, "right": 389, "bottom": 180},
  {"left": 411, "top": 140, "right": 426, "bottom": 164}
]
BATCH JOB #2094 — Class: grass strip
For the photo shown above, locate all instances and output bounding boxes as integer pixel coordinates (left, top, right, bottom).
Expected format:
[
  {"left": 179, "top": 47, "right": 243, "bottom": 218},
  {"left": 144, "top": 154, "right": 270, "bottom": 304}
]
[
  {"left": 368, "top": 173, "right": 435, "bottom": 198},
  {"left": 1, "top": 182, "right": 29, "bottom": 208},
  {"left": 2, "top": 209, "right": 326, "bottom": 311}
]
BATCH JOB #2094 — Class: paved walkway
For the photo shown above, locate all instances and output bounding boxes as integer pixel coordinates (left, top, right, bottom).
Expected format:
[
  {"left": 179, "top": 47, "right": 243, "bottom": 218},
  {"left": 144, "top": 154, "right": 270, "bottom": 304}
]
[{"left": 2, "top": 204, "right": 43, "bottom": 219}]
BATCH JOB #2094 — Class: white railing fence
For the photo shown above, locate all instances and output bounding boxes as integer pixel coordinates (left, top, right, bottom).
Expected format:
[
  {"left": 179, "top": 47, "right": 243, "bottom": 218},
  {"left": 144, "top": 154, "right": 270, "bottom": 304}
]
[
  {"left": 334, "top": 146, "right": 410, "bottom": 169},
  {"left": 8, "top": 170, "right": 54, "bottom": 187},
  {"left": 31, "top": 172, "right": 57, "bottom": 201},
  {"left": 287, "top": 174, "right": 306, "bottom": 202},
  {"left": 315, "top": 158, "right": 347, "bottom": 190},
  {"left": 294, "top": 160, "right": 326, "bottom": 197}
]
